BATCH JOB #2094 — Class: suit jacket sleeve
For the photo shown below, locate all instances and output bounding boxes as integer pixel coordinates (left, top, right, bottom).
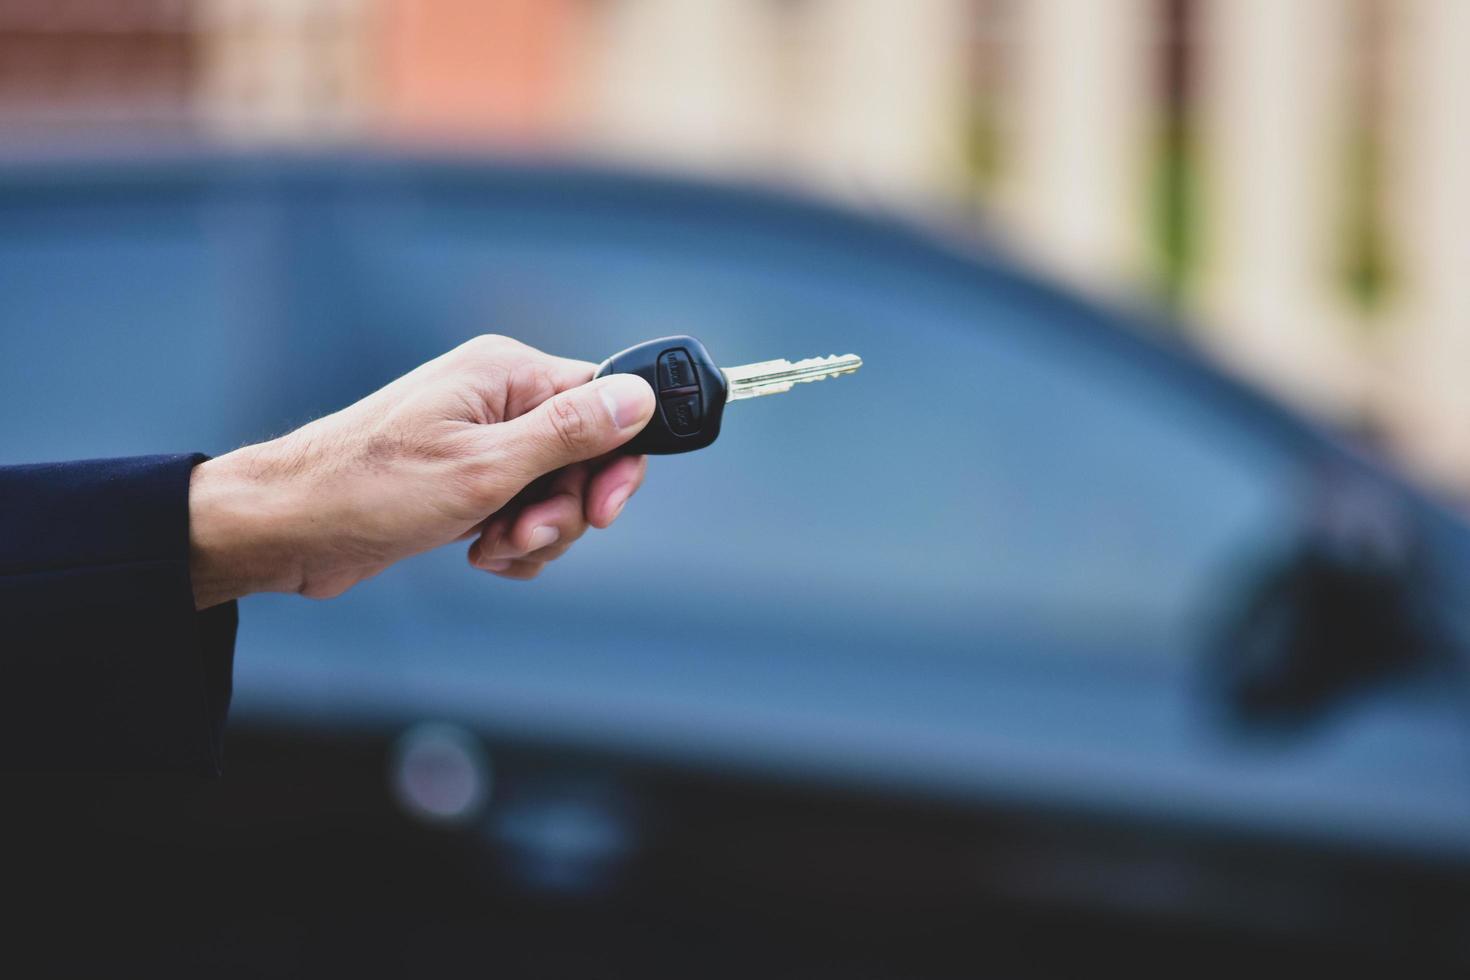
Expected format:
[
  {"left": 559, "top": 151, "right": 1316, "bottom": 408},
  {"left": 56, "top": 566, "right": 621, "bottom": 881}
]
[{"left": 0, "top": 454, "right": 237, "bottom": 774}]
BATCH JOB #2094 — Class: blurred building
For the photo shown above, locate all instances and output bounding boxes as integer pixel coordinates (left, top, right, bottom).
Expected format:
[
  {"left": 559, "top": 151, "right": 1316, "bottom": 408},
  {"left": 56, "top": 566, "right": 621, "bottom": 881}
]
[{"left": 1, "top": 0, "right": 1467, "bottom": 495}]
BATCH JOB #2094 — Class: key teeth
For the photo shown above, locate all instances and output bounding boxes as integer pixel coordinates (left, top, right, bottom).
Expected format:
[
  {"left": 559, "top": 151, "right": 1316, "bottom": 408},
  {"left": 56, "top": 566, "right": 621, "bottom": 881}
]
[{"left": 722, "top": 351, "right": 862, "bottom": 402}]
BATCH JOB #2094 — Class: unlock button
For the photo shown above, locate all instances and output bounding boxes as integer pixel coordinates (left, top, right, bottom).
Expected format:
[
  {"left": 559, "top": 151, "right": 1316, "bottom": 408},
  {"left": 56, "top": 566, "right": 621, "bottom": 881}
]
[{"left": 657, "top": 348, "right": 697, "bottom": 391}]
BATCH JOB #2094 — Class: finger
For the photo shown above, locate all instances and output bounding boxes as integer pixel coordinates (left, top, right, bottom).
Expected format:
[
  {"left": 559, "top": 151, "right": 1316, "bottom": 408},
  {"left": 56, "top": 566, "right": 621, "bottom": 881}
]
[
  {"left": 509, "top": 463, "right": 594, "bottom": 556},
  {"left": 457, "top": 506, "right": 510, "bottom": 544},
  {"left": 482, "top": 374, "right": 654, "bottom": 487},
  {"left": 487, "top": 488, "right": 587, "bottom": 561},
  {"left": 471, "top": 464, "right": 586, "bottom": 559},
  {"left": 525, "top": 538, "right": 576, "bottom": 564},
  {"left": 586, "top": 454, "right": 648, "bottom": 529},
  {"left": 546, "top": 460, "right": 592, "bottom": 499},
  {"left": 499, "top": 355, "right": 600, "bottom": 421},
  {"left": 466, "top": 519, "right": 505, "bottom": 566},
  {"left": 458, "top": 456, "right": 579, "bottom": 545},
  {"left": 453, "top": 334, "right": 594, "bottom": 391},
  {"left": 475, "top": 557, "right": 545, "bottom": 581},
  {"left": 498, "top": 461, "right": 588, "bottom": 522}
]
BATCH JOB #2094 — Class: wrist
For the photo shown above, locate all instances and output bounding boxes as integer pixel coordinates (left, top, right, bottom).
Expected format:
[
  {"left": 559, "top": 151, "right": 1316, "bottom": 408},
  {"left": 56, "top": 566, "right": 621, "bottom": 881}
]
[{"left": 188, "top": 444, "right": 306, "bottom": 609}]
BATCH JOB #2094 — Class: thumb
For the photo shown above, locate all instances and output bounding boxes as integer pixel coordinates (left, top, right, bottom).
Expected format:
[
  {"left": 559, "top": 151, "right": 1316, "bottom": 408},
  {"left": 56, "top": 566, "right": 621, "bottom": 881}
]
[{"left": 491, "top": 373, "right": 655, "bottom": 483}]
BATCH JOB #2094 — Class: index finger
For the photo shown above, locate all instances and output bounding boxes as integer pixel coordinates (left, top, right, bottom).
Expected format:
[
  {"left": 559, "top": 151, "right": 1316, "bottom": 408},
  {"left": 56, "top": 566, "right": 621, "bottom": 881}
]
[{"left": 505, "top": 352, "right": 597, "bottom": 421}]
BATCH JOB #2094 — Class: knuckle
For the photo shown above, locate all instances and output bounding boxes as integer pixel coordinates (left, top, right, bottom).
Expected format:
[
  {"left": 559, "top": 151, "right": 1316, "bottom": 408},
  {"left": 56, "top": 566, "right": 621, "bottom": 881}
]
[
  {"left": 301, "top": 581, "right": 348, "bottom": 601},
  {"left": 509, "top": 358, "right": 558, "bottom": 404},
  {"left": 473, "top": 332, "right": 512, "bottom": 351},
  {"left": 548, "top": 395, "right": 592, "bottom": 453},
  {"left": 460, "top": 333, "right": 516, "bottom": 363}
]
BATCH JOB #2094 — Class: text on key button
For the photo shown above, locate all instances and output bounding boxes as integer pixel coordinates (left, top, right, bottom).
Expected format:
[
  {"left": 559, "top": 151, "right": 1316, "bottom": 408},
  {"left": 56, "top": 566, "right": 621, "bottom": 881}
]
[
  {"left": 657, "top": 349, "right": 697, "bottom": 391},
  {"left": 660, "top": 392, "right": 702, "bottom": 435}
]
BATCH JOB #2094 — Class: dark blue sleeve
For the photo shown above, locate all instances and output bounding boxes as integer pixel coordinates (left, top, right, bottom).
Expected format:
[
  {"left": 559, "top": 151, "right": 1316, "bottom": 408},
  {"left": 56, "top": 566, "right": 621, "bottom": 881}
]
[{"left": 0, "top": 455, "right": 236, "bottom": 774}]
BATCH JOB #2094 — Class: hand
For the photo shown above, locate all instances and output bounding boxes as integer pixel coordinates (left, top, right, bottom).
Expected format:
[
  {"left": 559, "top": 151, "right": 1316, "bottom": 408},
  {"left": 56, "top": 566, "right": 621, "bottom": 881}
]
[{"left": 187, "top": 335, "right": 656, "bottom": 609}]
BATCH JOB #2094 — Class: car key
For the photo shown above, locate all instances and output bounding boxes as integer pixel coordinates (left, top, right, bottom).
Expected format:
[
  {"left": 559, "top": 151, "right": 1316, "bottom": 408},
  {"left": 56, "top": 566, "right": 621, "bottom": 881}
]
[{"left": 593, "top": 335, "right": 862, "bottom": 454}]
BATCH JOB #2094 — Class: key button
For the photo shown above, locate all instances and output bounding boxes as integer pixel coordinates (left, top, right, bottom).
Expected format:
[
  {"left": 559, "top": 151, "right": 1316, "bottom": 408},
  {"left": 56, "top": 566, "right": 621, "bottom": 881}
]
[
  {"left": 657, "top": 349, "right": 697, "bottom": 391},
  {"left": 661, "top": 392, "right": 702, "bottom": 435}
]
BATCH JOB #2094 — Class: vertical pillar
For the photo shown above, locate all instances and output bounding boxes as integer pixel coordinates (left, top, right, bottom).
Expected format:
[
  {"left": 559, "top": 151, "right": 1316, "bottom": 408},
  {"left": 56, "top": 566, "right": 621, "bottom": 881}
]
[
  {"left": 1004, "top": 0, "right": 1151, "bottom": 291},
  {"left": 1195, "top": 0, "right": 1365, "bottom": 416},
  {"left": 1382, "top": 0, "right": 1470, "bottom": 490},
  {"left": 791, "top": 0, "right": 969, "bottom": 208},
  {"left": 583, "top": 0, "right": 784, "bottom": 173}
]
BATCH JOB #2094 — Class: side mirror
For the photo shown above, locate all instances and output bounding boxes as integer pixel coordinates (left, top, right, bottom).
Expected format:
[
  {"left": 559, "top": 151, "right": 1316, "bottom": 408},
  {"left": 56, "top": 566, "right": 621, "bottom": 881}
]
[{"left": 1205, "top": 468, "right": 1431, "bottom": 726}]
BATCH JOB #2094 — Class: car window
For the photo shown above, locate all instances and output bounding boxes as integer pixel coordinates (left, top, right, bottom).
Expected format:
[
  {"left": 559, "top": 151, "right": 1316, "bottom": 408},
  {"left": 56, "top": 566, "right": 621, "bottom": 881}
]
[
  {"left": 0, "top": 195, "right": 250, "bottom": 455},
  {"left": 327, "top": 187, "right": 1303, "bottom": 668},
  {"left": 0, "top": 178, "right": 1302, "bottom": 684}
]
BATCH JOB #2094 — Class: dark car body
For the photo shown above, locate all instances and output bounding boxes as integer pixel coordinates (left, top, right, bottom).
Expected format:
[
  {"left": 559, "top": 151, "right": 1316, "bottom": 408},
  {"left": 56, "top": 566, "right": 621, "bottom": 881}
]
[{"left": 4, "top": 154, "right": 1470, "bottom": 975}]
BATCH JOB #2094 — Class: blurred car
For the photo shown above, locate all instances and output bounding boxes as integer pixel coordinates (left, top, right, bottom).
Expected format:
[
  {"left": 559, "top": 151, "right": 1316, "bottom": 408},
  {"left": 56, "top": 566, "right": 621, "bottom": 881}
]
[{"left": 3, "top": 153, "right": 1470, "bottom": 976}]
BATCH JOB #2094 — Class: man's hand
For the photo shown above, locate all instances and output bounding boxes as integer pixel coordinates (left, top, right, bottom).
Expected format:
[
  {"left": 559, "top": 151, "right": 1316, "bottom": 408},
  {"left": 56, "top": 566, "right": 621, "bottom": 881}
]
[{"left": 187, "top": 335, "right": 656, "bottom": 609}]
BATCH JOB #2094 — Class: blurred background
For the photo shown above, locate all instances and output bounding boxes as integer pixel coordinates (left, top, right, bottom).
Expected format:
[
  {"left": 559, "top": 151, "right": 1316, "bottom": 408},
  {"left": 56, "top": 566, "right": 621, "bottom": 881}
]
[
  {"left": 7, "top": 2, "right": 1470, "bottom": 976},
  {"left": 1, "top": 0, "right": 1468, "bottom": 496}
]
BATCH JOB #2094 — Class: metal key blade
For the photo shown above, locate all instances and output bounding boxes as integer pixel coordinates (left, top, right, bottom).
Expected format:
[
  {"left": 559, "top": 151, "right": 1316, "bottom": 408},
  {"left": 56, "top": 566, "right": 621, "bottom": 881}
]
[{"left": 723, "top": 353, "right": 863, "bottom": 402}]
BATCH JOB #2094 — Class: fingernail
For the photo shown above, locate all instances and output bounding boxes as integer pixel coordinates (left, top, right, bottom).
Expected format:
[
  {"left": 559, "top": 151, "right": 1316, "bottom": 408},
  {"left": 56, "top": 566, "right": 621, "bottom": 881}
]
[
  {"left": 599, "top": 375, "right": 653, "bottom": 430},
  {"left": 526, "top": 525, "right": 560, "bottom": 552},
  {"left": 605, "top": 485, "right": 632, "bottom": 522},
  {"left": 482, "top": 558, "right": 512, "bottom": 572}
]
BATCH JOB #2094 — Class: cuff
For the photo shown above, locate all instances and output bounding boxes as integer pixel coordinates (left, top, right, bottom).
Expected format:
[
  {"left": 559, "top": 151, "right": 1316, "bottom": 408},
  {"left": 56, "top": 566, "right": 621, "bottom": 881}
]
[{"left": 0, "top": 454, "right": 238, "bottom": 774}]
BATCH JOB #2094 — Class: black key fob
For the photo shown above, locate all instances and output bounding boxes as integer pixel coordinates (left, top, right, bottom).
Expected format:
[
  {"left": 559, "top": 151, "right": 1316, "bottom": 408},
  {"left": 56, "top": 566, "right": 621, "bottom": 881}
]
[{"left": 593, "top": 335, "right": 727, "bottom": 455}]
